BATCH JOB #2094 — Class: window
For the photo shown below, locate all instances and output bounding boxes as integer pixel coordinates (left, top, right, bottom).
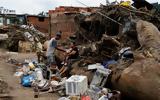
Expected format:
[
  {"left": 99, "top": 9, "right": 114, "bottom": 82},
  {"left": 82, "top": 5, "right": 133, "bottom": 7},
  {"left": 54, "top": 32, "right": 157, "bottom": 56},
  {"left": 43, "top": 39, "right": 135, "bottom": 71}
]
[{"left": 38, "top": 17, "right": 45, "bottom": 22}]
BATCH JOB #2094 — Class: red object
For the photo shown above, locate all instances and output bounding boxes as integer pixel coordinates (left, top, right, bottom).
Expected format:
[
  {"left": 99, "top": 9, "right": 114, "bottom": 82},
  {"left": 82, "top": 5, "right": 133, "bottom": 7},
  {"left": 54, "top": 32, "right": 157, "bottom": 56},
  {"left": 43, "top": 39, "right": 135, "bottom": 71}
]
[{"left": 81, "top": 96, "right": 91, "bottom": 100}]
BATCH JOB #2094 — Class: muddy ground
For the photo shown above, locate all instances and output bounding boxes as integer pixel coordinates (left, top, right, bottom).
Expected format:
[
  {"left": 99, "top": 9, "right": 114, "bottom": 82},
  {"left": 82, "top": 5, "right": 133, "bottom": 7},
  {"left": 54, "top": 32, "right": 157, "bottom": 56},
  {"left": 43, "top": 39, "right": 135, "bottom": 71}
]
[{"left": 0, "top": 50, "right": 60, "bottom": 100}]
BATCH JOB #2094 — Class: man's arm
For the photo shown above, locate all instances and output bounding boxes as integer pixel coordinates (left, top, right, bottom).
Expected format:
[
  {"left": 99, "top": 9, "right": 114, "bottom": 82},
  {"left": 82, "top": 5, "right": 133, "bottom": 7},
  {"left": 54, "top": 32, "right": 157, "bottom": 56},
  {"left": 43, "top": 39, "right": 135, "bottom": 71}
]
[
  {"left": 67, "top": 50, "right": 76, "bottom": 56},
  {"left": 55, "top": 47, "right": 66, "bottom": 52}
]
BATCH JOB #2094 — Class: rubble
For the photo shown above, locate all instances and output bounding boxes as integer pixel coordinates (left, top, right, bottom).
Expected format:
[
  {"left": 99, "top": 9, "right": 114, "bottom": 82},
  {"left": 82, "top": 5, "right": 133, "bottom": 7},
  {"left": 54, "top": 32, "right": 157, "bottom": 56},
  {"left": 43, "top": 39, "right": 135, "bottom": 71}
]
[
  {"left": 110, "top": 20, "right": 160, "bottom": 100},
  {"left": 70, "top": 4, "right": 160, "bottom": 100},
  {"left": 1, "top": 2, "right": 160, "bottom": 100},
  {"left": 0, "top": 25, "right": 46, "bottom": 52}
]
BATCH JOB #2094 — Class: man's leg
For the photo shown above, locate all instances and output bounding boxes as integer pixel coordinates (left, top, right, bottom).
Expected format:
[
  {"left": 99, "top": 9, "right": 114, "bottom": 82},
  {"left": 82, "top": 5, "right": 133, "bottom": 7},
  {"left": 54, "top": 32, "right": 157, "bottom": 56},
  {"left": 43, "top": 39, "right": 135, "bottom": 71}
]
[
  {"left": 48, "top": 55, "right": 56, "bottom": 68},
  {"left": 47, "top": 55, "right": 57, "bottom": 78},
  {"left": 60, "top": 57, "right": 68, "bottom": 73},
  {"left": 60, "top": 66, "right": 68, "bottom": 77},
  {"left": 60, "top": 59, "right": 77, "bottom": 77},
  {"left": 59, "top": 66, "right": 65, "bottom": 73}
]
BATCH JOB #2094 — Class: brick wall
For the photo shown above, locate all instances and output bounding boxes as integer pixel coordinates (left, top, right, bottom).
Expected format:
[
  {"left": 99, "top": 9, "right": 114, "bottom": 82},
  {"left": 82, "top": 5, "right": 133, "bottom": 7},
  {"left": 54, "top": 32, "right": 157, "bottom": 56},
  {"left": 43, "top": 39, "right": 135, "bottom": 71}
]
[
  {"left": 50, "top": 13, "right": 77, "bottom": 39},
  {"left": 27, "top": 16, "right": 49, "bottom": 33},
  {"left": 49, "top": 6, "right": 97, "bottom": 40}
]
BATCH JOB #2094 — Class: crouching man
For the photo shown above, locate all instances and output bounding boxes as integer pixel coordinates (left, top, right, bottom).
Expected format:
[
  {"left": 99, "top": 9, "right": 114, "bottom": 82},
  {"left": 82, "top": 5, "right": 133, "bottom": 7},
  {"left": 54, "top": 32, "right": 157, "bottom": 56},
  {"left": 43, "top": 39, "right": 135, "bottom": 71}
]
[{"left": 60, "top": 41, "right": 79, "bottom": 77}]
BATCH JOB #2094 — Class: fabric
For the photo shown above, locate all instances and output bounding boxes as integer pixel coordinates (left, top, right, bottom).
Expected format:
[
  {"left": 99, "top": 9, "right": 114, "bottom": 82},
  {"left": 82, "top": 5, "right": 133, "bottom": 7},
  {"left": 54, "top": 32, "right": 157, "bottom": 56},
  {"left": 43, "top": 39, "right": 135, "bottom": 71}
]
[
  {"left": 102, "top": 60, "right": 117, "bottom": 68},
  {"left": 46, "top": 38, "right": 57, "bottom": 56}
]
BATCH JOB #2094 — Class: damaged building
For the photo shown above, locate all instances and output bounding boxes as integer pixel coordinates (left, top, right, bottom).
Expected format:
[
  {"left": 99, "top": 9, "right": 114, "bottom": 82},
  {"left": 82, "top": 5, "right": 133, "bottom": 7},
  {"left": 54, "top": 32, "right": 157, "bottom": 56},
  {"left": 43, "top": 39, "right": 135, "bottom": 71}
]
[
  {"left": 49, "top": 6, "right": 97, "bottom": 39},
  {"left": 70, "top": 3, "right": 160, "bottom": 100},
  {"left": 0, "top": 14, "right": 48, "bottom": 52}
]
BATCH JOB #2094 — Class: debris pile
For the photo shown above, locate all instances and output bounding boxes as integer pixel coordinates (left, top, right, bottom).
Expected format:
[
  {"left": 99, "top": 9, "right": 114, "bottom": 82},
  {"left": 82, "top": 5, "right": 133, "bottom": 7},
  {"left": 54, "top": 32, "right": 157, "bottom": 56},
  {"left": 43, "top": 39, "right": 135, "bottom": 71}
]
[
  {"left": 70, "top": 4, "right": 160, "bottom": 100},
  {"left": 12, "top": 57, "right": 120, "bottom": 100},
  {"left": 0, "top": 25, "right": 45, "bottom": 52},
  {"left": 5, "top": 2, "right": 160, "bottom": 100}
]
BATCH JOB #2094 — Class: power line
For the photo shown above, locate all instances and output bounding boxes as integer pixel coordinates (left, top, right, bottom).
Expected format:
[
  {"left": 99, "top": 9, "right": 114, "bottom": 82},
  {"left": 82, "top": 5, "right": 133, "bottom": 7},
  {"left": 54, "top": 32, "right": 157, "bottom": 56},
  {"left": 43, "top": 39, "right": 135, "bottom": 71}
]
[
  {"left": 75, "top": 0, "right": 122, "bottom": 26},
  {"left": 76, "top": 0, "right": 89, "bottom": 7}
]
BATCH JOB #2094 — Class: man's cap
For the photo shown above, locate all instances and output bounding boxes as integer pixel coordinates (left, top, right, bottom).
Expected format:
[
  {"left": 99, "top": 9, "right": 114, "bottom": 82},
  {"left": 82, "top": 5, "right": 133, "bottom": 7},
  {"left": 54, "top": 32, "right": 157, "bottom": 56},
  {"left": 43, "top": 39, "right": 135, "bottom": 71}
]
[{"left": 56, "top": 31, "right": 62, "bottom": 36}]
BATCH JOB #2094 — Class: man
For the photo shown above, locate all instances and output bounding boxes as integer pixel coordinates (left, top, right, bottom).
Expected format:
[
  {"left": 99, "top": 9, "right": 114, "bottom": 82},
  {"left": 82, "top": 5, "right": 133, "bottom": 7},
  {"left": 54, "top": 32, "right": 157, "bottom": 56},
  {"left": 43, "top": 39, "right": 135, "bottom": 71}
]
[
  {"left": 46, "top": 31, "right": 66, "bottom": 70},
  {"left": 60, "top": 41, "right": 79, "bottom": 77}
]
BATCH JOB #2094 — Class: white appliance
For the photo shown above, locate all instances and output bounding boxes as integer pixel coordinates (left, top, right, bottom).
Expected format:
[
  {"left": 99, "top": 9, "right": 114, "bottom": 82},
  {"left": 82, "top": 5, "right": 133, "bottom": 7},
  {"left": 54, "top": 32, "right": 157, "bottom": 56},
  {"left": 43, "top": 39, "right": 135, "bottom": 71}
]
[
  {"left": 65, "top": 75, "right": 88, "bottom": 96},
  {"left": 90, "top": 66, "right": 111, "bottom": 87}
]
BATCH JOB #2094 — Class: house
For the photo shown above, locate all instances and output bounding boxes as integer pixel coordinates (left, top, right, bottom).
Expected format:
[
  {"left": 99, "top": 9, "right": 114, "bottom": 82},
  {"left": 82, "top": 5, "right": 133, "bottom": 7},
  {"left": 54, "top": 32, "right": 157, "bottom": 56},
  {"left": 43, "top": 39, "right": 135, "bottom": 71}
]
[
  {"left": 27, "top": 15, "right": 49, "bottom": 33},
  {"left": 0, "top": 14, "right": 28, "bottom": 26},
  {"left": 48, "top": 6, "right": 97, "bottom": 39},
  {"left": 0, "top": 14, "right": 17, "bottom": 25},
  {"left": 0, "top": 14, "right": 49, "bottom": 34}
]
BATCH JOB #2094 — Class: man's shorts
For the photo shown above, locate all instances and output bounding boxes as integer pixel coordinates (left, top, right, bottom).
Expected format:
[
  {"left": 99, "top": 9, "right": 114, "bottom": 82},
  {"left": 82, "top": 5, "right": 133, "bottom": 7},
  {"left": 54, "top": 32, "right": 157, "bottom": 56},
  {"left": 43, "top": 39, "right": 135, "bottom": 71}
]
[{"left": 47, "top": 55, "right": 56, "bottom": 65}]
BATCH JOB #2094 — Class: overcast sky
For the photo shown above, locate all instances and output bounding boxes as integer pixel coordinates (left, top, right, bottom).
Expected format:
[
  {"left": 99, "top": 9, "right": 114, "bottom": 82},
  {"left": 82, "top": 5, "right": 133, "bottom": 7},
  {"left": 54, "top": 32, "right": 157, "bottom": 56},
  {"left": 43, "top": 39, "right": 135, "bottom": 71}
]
[{"left": 0, "top": 0, "right": 159, "bottom": 14}]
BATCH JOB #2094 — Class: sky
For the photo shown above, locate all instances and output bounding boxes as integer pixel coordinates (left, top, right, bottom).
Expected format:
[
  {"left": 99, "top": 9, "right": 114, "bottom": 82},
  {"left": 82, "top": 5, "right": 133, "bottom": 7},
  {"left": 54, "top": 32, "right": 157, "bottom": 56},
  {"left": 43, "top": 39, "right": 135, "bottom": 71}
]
[{"left": 0, "top": 0, "right": 159, "bottom": 14}]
